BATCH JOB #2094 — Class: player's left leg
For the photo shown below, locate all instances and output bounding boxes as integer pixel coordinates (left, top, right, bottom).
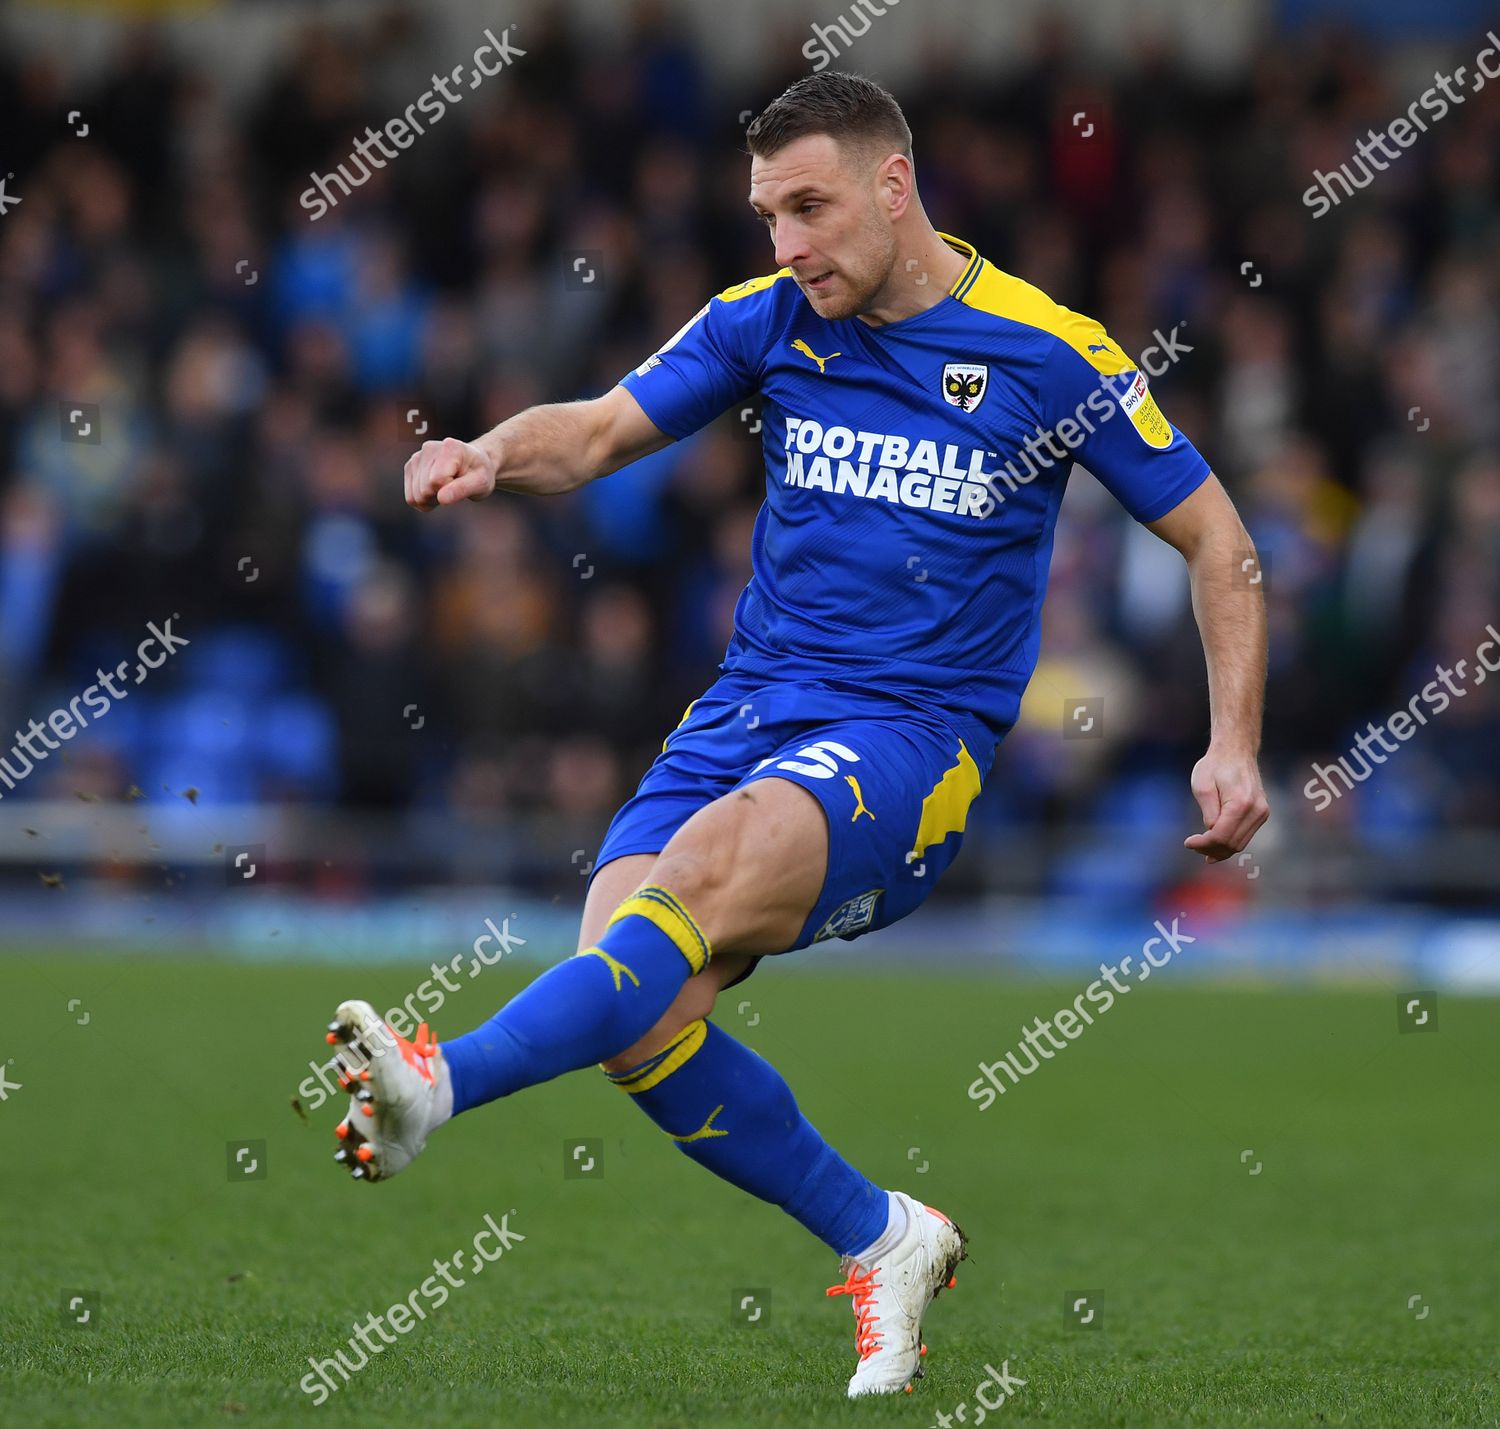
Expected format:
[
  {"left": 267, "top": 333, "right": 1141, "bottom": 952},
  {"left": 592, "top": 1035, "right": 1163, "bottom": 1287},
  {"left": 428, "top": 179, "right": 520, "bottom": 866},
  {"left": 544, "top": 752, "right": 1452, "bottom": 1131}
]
[
  {"left": 597, "top": 715, "right": 985, "bottom": 1396},
  {"left": 324, "top": 684, "right": 979, "bottom": 1394},
  {"left": 604, "top": 1002, "right": 966, "bottom": 1399},
  {"left": 590, "top": 783, "right": 902, "bottom": 1271}
]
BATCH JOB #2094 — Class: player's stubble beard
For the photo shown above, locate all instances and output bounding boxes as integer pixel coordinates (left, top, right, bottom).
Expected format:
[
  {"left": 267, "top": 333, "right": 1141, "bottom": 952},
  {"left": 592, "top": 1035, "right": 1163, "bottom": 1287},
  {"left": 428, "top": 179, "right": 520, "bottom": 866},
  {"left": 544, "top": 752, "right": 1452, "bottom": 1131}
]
[{"left": 803, "top": 201, "right": 899, "bottom": 323}]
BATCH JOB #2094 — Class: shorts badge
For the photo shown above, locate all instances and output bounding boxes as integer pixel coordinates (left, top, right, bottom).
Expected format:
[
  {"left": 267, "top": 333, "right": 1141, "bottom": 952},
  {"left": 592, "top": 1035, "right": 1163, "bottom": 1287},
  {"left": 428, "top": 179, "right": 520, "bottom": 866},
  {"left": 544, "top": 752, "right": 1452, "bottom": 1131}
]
[{"left": 815, "top": 888, "right": 883, "bottom": 941}]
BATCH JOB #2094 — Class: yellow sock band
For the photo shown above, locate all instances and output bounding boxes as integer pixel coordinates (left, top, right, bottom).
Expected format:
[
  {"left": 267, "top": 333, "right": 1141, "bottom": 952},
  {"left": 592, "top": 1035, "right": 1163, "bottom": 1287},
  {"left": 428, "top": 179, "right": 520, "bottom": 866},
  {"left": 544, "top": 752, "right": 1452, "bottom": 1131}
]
[
  {"left": 604, "top": 1017, "right": 708, "bottom": 1094},
  {"left": 607, "top": 885, "right": 711, "bottom": 976}
]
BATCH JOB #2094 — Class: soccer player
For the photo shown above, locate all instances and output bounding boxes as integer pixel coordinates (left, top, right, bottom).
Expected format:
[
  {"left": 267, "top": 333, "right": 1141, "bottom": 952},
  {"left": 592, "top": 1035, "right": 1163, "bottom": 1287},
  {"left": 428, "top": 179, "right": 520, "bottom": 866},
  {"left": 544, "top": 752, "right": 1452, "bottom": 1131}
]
[{"left": 327, "top": 71, "right": 1269, "bottom": 1397}]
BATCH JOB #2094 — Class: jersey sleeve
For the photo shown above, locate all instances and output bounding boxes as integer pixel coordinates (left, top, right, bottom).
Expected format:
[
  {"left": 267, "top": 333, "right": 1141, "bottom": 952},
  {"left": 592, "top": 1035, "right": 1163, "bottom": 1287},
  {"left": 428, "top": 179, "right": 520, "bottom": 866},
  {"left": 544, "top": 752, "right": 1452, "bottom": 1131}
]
[
  {"left": 618, "top": 288, "right": 762, "bottom": 441},
  {"left": 1039, "top": 334, "right": 1210, "bottom": 524}
]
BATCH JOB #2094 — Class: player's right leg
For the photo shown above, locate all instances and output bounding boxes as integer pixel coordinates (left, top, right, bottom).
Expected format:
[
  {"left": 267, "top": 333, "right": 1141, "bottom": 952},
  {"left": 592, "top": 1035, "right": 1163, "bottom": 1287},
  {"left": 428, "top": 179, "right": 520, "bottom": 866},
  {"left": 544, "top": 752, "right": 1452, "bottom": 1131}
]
[
  {"left": 314, "top": 676, "right": 748, "bottom": 1186},
  {"left": 572, "top": 852, "right": 760, "bottom": 1059},
  {"left": 589, "top": 783, "right": 967, "bottom": 1398},
  {"left": 318, "top": 856, "right": 662, "bottom": 1181},
  {"left": 319, "top": 821, "right": 780, "bottom": 1188},
  {"left": 319, "top": 742, "right": 821, "bottom": 1180}
]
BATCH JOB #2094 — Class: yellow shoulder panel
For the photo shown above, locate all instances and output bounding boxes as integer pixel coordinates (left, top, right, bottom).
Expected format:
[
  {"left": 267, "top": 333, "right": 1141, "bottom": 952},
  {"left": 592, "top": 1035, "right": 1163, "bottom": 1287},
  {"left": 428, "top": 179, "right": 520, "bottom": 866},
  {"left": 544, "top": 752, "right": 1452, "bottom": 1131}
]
[
  {"left": 958, "top": 264, "right": 1137, "bottom": 377},
  {"left": 717, "top": 271, "right": 794, "bottom": 303}
]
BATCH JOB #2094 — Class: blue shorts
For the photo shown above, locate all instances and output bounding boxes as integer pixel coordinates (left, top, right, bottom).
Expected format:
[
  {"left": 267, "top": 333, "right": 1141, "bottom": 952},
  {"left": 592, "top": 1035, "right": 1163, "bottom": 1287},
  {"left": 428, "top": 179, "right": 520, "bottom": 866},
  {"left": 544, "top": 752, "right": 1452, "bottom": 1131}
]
[{"left": 592, "top": 671, "right": 996, "bottom": 960}]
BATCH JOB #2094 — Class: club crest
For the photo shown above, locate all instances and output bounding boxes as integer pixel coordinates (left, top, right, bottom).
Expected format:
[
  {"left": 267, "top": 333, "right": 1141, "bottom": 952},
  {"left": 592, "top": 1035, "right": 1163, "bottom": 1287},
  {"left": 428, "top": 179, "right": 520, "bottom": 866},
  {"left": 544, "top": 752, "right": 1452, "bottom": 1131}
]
[{"left": 942, "top": 362, "right": 988, "bottom": 412}]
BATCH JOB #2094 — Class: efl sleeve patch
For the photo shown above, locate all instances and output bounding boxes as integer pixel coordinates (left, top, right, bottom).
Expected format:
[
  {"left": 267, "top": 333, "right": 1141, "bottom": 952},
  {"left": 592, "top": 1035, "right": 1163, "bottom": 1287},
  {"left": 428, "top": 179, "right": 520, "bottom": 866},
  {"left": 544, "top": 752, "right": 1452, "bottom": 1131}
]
[
  {"left": 1040, "top": 337, "right": 1210, "bottom": 524},
  {"left": 618, "top": 292, "right": 762, "bottom": 440},
  {"left": 1116, "top": 372, "right": 1174, "bottom": 450}
]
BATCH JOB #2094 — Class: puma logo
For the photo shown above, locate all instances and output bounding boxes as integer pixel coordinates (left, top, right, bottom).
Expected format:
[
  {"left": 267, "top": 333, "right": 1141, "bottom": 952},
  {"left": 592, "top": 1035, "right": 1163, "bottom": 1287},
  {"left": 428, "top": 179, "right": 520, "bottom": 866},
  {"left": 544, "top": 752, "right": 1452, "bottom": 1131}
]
[
  {"left": 792, "top": 338, "right": 842, "bottom": 374},
  {"left": 845, "top": 775, "right": 874, "bottom": 822}
]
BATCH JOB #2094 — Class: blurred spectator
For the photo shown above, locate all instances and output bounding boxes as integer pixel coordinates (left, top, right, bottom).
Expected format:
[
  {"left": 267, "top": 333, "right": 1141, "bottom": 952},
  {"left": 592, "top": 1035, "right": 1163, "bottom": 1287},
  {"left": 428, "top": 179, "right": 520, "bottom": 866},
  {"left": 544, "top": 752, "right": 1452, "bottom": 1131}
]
[{"left": 1, "top": 9, "right": 1497, "bottom": 904}]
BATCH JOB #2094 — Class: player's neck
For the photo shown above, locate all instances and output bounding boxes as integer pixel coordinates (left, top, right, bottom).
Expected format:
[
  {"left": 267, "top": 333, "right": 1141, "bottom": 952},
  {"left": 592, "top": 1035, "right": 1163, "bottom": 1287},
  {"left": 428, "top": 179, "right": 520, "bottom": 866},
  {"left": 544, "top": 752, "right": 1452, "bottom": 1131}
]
[{"left": 855, "top": 226, "right": 970, "bottom": 328}]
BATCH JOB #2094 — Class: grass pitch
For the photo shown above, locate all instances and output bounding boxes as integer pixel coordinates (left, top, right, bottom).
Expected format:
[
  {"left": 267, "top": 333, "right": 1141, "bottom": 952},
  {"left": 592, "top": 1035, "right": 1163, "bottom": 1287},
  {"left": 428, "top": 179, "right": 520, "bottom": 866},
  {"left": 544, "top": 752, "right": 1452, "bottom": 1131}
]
[{"left": 1, "top": 953, "right": 1496, "bottom": 1427}]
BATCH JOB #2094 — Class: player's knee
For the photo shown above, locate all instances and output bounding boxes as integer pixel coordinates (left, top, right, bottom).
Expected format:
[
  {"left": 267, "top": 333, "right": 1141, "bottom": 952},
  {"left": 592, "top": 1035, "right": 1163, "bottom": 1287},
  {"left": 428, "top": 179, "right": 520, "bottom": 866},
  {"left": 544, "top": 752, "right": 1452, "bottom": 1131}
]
[
  {"left": 646, "top": 839, "right": 733, "bottom": 914},
  {"left": 599, "top": 974, "right": 719, "bottom": 1074},
  {"left": 648, "top": 781, "right": 802, "bottom": 909}
]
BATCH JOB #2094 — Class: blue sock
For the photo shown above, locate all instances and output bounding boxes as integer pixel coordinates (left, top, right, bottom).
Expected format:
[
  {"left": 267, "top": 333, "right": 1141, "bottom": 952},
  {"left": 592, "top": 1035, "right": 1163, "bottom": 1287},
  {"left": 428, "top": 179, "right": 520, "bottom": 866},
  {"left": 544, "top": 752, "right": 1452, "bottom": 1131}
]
[
  {"left": 607, "top": 1017, "right": 888, "bottom": 1256},
  {"left": 443, "top": 887, "right": 711, "bottom": 1114}
]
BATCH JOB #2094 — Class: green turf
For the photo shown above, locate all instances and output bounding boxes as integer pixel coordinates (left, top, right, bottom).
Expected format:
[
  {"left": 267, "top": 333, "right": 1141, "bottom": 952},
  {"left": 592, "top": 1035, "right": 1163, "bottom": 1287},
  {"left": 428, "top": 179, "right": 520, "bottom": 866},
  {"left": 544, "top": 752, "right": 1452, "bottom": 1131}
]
[{"left": 1, "top": 953, "right": 1496, "bottom": 1427}]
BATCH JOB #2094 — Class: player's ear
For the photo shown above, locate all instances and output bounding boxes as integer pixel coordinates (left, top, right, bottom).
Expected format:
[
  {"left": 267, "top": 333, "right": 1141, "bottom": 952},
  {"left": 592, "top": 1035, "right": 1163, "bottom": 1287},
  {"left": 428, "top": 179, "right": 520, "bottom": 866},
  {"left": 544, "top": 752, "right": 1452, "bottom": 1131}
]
[{"left": 878, "top": 152, "right": 913, "bottom": 221}]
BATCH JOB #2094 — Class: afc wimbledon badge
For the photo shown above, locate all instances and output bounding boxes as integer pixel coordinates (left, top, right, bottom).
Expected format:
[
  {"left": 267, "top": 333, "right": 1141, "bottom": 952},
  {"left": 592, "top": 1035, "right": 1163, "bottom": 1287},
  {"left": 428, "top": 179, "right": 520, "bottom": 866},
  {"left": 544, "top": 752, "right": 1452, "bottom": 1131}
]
[{"left": 941, "top": 362, "right": 989, "bottom": 412}]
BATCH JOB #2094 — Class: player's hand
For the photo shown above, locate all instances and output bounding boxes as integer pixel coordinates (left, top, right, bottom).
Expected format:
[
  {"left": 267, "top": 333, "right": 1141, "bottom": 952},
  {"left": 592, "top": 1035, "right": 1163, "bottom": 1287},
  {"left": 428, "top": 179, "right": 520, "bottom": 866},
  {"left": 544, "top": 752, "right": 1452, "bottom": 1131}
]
[
  {"left": 1185, "top": 745, "right": 1269, "bottom": 862},
  {"left": 405, "top": 436, "right": 498, "bottom": 511}
]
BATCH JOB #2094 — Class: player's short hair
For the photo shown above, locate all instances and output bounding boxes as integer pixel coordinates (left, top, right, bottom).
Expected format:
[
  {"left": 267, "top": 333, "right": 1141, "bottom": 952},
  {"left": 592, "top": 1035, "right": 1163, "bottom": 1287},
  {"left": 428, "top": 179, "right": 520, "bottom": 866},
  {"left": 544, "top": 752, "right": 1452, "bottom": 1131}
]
[{"left": 746, "top": 72, "right": 913, "bottom": 169}]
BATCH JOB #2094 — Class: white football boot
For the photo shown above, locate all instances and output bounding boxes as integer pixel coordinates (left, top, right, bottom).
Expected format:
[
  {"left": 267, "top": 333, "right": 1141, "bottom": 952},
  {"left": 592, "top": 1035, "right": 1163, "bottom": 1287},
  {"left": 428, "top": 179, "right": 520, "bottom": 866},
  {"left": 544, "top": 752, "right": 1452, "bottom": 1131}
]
[
  {"left": 826, "top": 1191, "right": 969, "bottom": 1398},
  {"left": 323, "top": 999, "right": 453, "bottom": 1183}
]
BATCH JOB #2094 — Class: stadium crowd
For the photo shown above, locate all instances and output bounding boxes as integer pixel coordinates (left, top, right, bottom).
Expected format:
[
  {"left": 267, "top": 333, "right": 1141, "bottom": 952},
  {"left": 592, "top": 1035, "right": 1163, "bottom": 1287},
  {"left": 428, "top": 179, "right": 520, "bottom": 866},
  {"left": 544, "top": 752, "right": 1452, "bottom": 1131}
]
[{"left": 1, "top": 6, "right": 1497, "bottom": 895}]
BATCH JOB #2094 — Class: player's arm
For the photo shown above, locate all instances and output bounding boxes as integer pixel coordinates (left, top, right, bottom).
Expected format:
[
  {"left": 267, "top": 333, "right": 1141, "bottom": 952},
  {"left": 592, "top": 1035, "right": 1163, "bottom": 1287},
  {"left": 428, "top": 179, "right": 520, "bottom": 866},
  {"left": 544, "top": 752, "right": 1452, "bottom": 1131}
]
[
  {"left": 404, "top": 385, "right": 673, "bottom": 510},
  {"left": 1146, "top": 474, "right": 1270, "bottom": 862}
]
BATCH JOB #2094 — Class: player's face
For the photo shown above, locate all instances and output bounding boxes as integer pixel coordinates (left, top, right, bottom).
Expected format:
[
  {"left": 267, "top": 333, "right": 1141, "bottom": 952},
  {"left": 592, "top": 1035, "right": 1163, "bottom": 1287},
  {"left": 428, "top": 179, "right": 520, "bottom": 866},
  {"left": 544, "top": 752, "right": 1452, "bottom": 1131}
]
[{"left": 748, "top": 134, "right": 898, "bottom": 321}]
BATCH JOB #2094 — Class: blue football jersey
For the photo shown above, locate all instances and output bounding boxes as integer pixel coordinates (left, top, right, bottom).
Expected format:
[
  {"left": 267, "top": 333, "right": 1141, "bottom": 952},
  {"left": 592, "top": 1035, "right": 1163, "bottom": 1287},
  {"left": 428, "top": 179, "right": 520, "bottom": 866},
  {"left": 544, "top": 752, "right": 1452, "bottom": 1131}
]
[{"left": 619, "top": 233, "right": 1210, "bottom": 747}]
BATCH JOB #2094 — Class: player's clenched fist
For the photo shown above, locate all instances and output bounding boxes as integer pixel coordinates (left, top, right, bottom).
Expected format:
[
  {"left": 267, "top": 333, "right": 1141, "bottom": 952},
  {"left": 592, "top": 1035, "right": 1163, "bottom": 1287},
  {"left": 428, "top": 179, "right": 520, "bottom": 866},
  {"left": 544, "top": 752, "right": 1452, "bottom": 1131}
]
[{"left": 404, "top": 436, "right": 498, "bottom": 511}]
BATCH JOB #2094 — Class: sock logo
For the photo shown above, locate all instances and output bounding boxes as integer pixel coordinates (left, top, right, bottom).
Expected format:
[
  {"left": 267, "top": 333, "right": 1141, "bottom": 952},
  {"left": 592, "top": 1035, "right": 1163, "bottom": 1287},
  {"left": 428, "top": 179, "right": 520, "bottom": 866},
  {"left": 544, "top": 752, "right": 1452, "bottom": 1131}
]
[
  {"left": 668, "top": 1104, "right": 728, "bottom": 1143},
  {"left": 576, "top": 947, "right": 641, "bottom": 992}
]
